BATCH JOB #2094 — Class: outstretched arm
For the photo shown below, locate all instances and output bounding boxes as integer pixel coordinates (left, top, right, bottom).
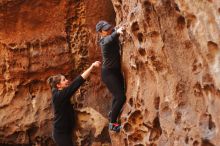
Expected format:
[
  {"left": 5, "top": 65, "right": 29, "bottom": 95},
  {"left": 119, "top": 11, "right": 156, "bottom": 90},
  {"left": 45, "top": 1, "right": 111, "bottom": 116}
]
[
  {"left": 81, "top": 61, "right": 101, "bottom": 79},
  {"left": 55, "top": 61, "right": 101, "bottom": 101}
]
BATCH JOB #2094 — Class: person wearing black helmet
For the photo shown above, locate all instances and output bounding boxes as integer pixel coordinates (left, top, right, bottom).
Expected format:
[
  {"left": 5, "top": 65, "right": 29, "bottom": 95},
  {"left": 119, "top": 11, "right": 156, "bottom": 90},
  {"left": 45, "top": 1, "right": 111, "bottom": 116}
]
[{"left": 96, "top": 20, "right": 126, "bottom": 132}]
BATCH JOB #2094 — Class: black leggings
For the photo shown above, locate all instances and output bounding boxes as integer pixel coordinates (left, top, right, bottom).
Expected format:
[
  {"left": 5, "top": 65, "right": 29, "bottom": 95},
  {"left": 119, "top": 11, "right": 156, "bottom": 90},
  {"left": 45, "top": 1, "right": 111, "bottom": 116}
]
[
  {"left": 52, "top": 132, "right": 73, "bottom": 146},
  {"left": 101, "top": 68, "right": 126, "bottom": 123}
]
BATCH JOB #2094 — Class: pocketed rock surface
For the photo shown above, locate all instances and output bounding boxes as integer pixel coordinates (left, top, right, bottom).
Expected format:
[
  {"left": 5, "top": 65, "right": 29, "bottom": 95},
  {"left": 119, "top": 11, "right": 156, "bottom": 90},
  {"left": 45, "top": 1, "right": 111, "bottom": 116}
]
[{"left": 0, "top": 0, "right": 220, "bottom": 146}]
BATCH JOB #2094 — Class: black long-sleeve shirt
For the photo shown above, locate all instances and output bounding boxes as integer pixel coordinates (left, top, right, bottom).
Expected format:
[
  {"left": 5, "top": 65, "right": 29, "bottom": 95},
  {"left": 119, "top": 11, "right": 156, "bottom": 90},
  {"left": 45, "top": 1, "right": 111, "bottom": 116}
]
[
  {"left": 99, "top": 30, "right": 121, "bottom": 69},
  {"left": 51, "top": 75, "right": 85, "bottom": 133}
]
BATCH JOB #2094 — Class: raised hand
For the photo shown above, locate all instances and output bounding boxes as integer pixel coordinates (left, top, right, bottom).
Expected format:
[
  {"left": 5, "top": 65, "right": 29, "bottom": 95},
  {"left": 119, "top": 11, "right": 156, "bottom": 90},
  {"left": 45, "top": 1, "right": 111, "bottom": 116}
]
[
  {"left": 92, "top": 61, "right": 101, "bottom": 68},
  {"left": 116, "top": 26, "right": 125, "bottom": 34}
]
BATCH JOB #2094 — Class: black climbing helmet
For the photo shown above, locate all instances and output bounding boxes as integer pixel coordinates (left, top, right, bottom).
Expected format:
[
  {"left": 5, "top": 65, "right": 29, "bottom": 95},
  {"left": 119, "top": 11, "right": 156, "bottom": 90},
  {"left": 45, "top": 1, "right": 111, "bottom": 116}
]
[{"left": 96, "top": 20, "right": 112, "bottom": 32}]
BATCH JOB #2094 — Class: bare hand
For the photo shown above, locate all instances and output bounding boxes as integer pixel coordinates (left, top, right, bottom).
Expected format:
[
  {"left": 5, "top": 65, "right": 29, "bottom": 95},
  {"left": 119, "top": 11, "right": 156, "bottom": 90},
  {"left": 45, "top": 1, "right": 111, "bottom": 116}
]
[
  {"left": 92, "top": 61, "right": 101, "bottom": 68},
  {"left": 116, "top": 26, "right": 125, "bottom": 34}
]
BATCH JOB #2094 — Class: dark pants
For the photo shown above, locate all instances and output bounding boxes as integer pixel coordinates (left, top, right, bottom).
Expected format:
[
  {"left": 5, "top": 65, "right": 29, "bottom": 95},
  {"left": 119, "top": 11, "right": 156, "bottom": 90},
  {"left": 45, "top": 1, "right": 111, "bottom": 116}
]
[
  {"left": 52, "top": 132, "right": 74, "bottom": 146},
  {"left": 101, "top": 67, "right": 126, "bottom": 123}
]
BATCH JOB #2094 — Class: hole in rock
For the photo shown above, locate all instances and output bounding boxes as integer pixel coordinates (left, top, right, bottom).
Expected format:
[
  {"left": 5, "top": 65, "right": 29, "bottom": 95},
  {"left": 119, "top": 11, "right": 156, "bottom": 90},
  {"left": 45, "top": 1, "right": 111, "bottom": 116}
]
[
  {"left": 175, "top": 81, "right": 186, "bottom": 98},
  {"left": 130, "top": 12, "right": 135, "bottom": 21},
  {"left": 134, "top": 144, "right": 145, "bottom": 146},
  {"left": 31, "top": 94, "right": 36, "bottom": 99},
  {"left": 192, "top": 59, "right": 202, "bottom": 74},
  {"left": 149, "top": 31, "right": 160, "bottom": 38},
  {"left": 161, "top": 102, "right": 172, "bottom": 116},
  {"left": 143, "top": 1, "right": 152, "bottom": 13},
  {"left": 203, "top": 84, "right": 214, "bottom": 93},
  {"left": 137, "top": 33, "right": 143, "bottom": 42},
  {"left": 186, "top": 14, "right": 196, "bottom": 28},
  {"left": 128, "top": 110, "right": 143, "bottom": 125},
  {"left": 118, "top": 0, "right": 122, "bottom": 4},
  {"left": 96, "top": 126, "right": 111, "bottom": 144},
  {"left": 153, "top": 116, "right": 161, "bottom": 129},
  {"left": 124, "top": 138, "right": 128, "bottom": 146},
  {"left": 193, "top": 82, "right": 203, "bottom": 96},
  {"left": 185, "top": 136, "right": 189, "bottom": 144},
  {"left": 124, "top": 122, "right": 133, "bottom": 132},
  {"left": 201, "top": 139, "right": 215, "bottom": 146},
  {"left": 207, "top": 41, "right": 218, "bottom": 55},
  {"left": 208, "top": 115, "right": 216, "bottom": 130},
  {"left": 154, "top": 96, "right": 160, "bottom": 110},
  {"left": 77, "top": 103, "right": 83, "bottom": 108},
  {"left": 193, "top": 140, "right": 199, "bottom": 146},
  {"left": 203, "top": 73, "right": 214, "bottom": 83},
  {"left": 129, "top": 98, "right": 134, "bottom": 107},
  {"left": 177, "top": 15, "right": 186, "bottom": 29},
  {"left": 174, "top": 111, "right": 182, "bottom": 124},
  {"left": 138, "top": 47, "right": 146, "bottom": 56},
  {"left": 177, "top": 101, "right": 187, "bottom": 110},
  {"left": 199, "top": 113, "right": 216, "bottom": 139},
  {"left": 131, "top": 22, "right": 140, "bottom": 32},
  {"left": 27, "top": 125, "right": 38, "bottom": 137},
  {"left": 128, "top": 130, "right": 145, "bottom": 142},
  {"left": 184, "top": 40, "right": 193, "bottom": 49},
  {"left": 206, "top": 41, "right": 218, "bottom": 62},
  {"left": 174, "top": 3, "right": 180, "bottom": 12},
  {"left": 8, "top": 43, "right": 17, "bottom": 48},
  {"left": 136, "top": 102, "right": 142, "bottom": 108},
  {"left": 149, "top": 116, "right": 162, "bottom": 141}
]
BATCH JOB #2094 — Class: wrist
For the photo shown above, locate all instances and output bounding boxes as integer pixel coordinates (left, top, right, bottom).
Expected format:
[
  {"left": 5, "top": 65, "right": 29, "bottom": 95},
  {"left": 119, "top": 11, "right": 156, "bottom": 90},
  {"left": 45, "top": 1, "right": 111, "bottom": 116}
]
[{"left": 90, "top": 64, "right": 94, "bottom": 69}]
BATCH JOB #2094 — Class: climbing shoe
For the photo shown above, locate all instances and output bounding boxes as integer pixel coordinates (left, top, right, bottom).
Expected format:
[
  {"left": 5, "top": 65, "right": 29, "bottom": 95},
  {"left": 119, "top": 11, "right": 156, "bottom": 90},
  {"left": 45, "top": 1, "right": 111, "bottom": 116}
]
[{"left": 109, "top": 123, "right": 121, "bottom": 132}]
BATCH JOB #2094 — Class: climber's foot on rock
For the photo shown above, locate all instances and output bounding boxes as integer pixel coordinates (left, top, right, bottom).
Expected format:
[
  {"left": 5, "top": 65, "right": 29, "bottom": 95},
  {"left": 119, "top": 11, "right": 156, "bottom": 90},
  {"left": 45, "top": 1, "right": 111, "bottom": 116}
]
[{"left": 109, "top": 123, "right": 121, "bottom": 133}]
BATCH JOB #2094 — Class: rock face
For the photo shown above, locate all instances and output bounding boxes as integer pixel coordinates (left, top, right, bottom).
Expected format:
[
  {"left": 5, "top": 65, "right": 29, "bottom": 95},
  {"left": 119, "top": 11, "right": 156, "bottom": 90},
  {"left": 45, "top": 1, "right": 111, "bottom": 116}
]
[
  {"left": 0, "top": 0, "right": 115, "bottom": 145},
  {"left": 0, "top": 0, "right": 220, "bottom": 146},
  {"left": 111, "top": 0, "right": 220, "bottom": 145}
]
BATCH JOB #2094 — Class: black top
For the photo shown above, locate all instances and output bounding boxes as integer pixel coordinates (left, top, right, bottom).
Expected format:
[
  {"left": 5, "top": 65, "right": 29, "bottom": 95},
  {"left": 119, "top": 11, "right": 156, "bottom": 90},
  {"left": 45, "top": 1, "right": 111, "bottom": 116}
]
[
  {"left": 51, "top": 75, "right": 85, "bottom": 133},
  {"left": 99, "top": 30, "right": 121, "bottom": 69}
]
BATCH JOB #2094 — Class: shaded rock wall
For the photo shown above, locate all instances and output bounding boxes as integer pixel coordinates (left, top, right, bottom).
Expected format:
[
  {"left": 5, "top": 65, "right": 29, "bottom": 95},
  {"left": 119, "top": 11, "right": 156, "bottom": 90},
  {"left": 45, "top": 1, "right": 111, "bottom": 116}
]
[
  {"left": 0, "top": 0, "right": 220, "bottom": 146},
  {"left": 0, "top": 0, "right": 115, "bottom": 145}
]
